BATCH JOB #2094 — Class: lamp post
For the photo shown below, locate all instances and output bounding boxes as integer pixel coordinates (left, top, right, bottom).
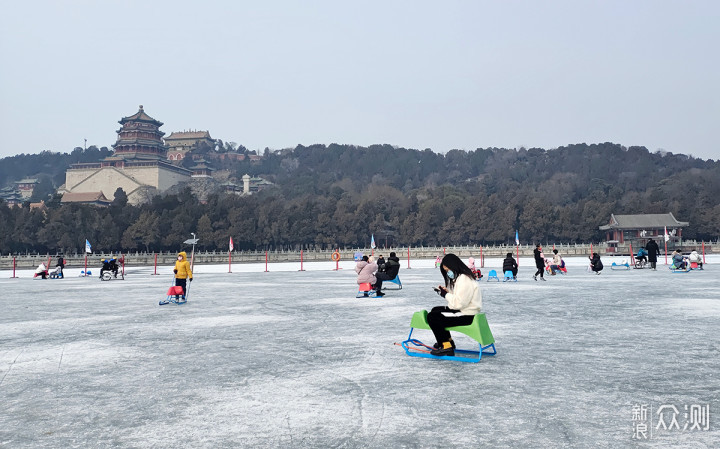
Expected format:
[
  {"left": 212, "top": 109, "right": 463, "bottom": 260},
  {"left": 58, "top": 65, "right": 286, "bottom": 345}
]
[{"left": 184, "top": 232, "right": 199, "bottom": 271}]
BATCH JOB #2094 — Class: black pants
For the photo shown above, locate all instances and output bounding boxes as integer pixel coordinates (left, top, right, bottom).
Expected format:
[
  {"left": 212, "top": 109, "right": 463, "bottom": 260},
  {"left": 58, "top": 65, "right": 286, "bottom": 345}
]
[
  {"left": 175, "top": 278, "right": 187, "bottom": 298},
  {"left": 427, "top": 306, "right": 474, "bottom": 345},
  {"left": 535, "top": 264, "right": 544, "bottom": 277},
  {"left": 650, "top": 261, "right": 657, "bottom": 269},
  {"left": 374, "top": 272, "right": 396, "bottom": 291}
]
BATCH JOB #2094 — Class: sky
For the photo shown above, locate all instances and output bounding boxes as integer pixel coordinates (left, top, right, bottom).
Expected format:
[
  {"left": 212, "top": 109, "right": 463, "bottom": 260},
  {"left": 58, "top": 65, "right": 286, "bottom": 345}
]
[{"left": 1, "top": 0, "right": 718, "bottom": 161}]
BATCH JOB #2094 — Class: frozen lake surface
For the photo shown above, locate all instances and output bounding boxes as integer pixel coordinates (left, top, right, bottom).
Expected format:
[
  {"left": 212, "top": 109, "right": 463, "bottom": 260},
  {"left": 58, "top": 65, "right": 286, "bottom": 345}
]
[{"left": 1, "top": 256, "right": 719, "bottom": 448}]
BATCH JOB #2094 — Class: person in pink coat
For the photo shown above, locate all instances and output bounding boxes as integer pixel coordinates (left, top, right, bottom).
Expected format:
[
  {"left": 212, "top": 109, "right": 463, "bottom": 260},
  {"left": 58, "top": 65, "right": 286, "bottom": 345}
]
[{"left": 355, "top": 255, "right": 381, "bottom": 296}]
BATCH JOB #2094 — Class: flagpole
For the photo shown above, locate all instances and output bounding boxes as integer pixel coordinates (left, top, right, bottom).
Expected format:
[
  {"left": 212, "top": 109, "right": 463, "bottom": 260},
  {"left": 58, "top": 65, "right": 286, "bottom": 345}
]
[{"left": 664, "top": 226, "right": 668, "bottom": 265}]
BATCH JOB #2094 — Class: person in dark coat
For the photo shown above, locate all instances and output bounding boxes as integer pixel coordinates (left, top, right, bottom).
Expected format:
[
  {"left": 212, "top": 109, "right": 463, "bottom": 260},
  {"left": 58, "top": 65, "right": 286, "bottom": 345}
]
[
  {"left": 589, "top": 253, "right": 604, "bottom": 274},
  {"left": 533, "top": 244, "right": 545, "bottom": 281},
  {"left": 503, "top": 253, "right": 518, "bottom": 279},
  {"left": 645, "top": 238, "right": 660, "bottom": 270},
  {"left": 376, "top": 255, "right": 386, "bottom": 272},
  {"left": 374, "top": 252, "right": 401, "bottom": 296},
  {"left": 55, "top": 255, "right": 65, "bottom": 279}
]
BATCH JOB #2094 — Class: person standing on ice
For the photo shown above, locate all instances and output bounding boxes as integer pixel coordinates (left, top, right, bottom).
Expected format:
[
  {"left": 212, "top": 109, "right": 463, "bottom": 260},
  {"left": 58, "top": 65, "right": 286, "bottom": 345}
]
[
  {"left": 645, "top": 238, "right": 660, "bottom": 270},
  {"left": 533, "top": 244, "right": 546, "bottom": 281},
  {"left": 428, "top": 253, "right": 482, "bottom": 357},
  {"left": 173, "top": 251, "right": 193, "bottom": 302}
]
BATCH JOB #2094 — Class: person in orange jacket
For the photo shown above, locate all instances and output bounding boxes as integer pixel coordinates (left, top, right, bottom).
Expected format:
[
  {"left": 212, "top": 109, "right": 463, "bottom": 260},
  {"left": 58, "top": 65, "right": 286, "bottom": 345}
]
[{"left": 173, "top": 251, "right": 193, "bottom": 301}]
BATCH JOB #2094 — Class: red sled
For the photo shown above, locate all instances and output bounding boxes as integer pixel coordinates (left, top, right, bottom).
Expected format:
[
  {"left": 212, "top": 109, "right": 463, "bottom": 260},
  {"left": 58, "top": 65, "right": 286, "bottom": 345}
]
[{"left": 167, "top": 286, "right": 184, "bottom": 295}]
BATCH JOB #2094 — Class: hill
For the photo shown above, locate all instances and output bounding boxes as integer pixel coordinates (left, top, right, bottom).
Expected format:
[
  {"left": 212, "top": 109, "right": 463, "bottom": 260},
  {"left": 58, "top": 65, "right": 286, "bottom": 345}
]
[{"left": 0, "top": 142, "right": 718, "bottom": 253}]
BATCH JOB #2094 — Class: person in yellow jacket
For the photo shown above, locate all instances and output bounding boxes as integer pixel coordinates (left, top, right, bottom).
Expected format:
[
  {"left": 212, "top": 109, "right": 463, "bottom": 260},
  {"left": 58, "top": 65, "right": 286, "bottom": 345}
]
[{"left": 173, "top": 251, "right": 193, "bottom": 301}]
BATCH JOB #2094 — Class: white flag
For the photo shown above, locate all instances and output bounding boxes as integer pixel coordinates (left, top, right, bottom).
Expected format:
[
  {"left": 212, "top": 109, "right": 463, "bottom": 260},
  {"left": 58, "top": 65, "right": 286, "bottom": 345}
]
[
  {"left": 664, "top": 226, "right": 670, "bottom": 242},
  {"left": 515, "top": 230, "right": 519, "bottom": 246},
  {"left": 85, "top": 239, "right": 92, "bottom": 253},
  {"left": 229, "top": 237, "right": 234, "bottom": 252}
]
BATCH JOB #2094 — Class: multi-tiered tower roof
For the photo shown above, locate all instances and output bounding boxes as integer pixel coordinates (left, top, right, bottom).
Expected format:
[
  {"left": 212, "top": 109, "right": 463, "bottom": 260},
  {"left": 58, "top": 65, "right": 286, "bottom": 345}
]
[{"left": 111, "top": 105, "right": 167, "bottom": 159}]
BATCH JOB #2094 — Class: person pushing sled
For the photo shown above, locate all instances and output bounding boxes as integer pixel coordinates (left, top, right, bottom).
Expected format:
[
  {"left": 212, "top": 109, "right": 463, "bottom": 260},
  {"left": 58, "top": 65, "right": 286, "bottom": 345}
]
[{"left": 160, "top": 251, "right": 193, "bottom": 305}]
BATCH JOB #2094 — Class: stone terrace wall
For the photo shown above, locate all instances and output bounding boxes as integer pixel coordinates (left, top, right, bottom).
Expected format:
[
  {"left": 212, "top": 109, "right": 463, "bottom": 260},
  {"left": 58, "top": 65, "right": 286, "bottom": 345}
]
[{"left": 1, "top": 241, "right": 715, "bottom": 270}]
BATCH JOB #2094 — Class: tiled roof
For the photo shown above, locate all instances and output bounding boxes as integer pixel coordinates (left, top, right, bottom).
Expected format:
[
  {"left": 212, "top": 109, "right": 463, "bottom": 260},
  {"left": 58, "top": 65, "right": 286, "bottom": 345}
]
[
  {"left": 61, "top": 192, "right": 111, "bottom": 204},
  {"left": 165, "top": 131, "right": 213, "bottom": 140},
  {"left": 599, "top": 213, "right": 688, "bottom": 230},
  {"left": 119, "top": 105, "right": 163, "bottom": 126}
]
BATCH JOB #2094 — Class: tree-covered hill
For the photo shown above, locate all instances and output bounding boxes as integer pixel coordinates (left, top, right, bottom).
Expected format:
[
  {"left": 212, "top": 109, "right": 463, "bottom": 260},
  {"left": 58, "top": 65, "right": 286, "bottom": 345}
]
[{"left": 0, "top": 142, "right": 718, "bottom": 253}]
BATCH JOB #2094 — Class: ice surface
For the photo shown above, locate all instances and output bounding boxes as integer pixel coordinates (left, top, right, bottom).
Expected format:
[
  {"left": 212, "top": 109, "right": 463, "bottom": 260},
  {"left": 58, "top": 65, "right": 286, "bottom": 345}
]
[{"left": 1, "top": 256, "right": 719, "bottom": 448}]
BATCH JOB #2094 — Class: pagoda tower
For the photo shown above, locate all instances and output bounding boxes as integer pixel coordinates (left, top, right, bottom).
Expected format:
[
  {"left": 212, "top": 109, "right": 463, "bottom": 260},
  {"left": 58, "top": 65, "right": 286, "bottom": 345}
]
[
  {"left": 111, "top": 105, "right": 167, "bottom": 159},
  {"left": 60, "top": 105, "right": 192, "bottom": 205}
]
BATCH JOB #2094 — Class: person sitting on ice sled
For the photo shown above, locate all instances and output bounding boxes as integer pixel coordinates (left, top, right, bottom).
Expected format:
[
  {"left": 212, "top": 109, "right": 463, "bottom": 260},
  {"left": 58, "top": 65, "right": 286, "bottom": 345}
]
[
  {"left": 428, "top": 253, "right": 482, "bottom": 357},
  {"left": 374, "top": 252, "right": 401, "bottom": 295},
  {"left": 636, "top": 248, "right": 648, "bottom": 265},
  {"left": 355, "top": 255, "right": 379, "bottom": 296},
  {"left": 688, "top": 250, "right": 703, "bottom": 269},
  {"left": 99, "top": 258, "right": 119, "bottom": 279},
  {"left": 467, "top": 256, "right": 482, "bottom": 280},
  {"left": 34, "top": 262, "right": 49, "bottom": 279},
  {"left": 173, "top": 251, "right": 193, "bottom": 301},
  {"left": 671, "top": 250, "right": 688, "bottom": 270},
  {"left": 503, "top": 252, "right": 518, "bottom": 279}
]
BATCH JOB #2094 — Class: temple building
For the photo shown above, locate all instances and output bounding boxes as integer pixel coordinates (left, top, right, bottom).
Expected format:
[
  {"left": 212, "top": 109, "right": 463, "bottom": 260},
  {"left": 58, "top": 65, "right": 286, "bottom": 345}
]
[
  {"left": 59, "top": 106, "right": 192, "bottom": 205},
  {"left": 165, "top": 130, "right": 215, "bottom": 161},
  {"left": 599, "top": 213, "right": 689, "bottom": 253},
  {"left": 15, "top": 178, "right": 39, "bottom": 199}
]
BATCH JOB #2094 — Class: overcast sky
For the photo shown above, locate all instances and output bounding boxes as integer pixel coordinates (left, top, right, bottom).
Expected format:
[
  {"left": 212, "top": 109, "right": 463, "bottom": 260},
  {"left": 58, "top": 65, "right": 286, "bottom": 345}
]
[{"left": 1, "top": 0, "right": 718, "bottom": 161}]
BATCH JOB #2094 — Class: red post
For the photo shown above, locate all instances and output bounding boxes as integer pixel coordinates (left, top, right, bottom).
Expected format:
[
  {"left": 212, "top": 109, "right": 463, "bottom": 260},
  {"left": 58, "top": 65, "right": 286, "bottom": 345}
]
[
  {"left": 443, "top": 247, "right": 446, "bottom": 254},
  {"left": 299, "top": 250, "right": 305, "bottom": 271},
  {"left": 664, "top": 239, "right": 668, "bottom": 265},
  {"left": 120, "top": 253, "right": 125, "bottom": 277},
  {"left": 153, "top": 253, "right": 158, "bottom": 275},
  {"left": 702, "top": 241, "right": 706, "bottom": 264},
  {"left": 629, "top": 243, "right": 634, "bottom": 264},
  {"left": 84, "top": 254, "right": 88, "bottom": 276},
  {"left": 11, "top": 256, "right": 18, "bottom": 278},
  {"left": 265, "top": 251, "right": 268, "bottom": 272},
  {"left": 516, "top": 245, "right": 519, "bottom": 267},
  {"left": 590, "top": 243, "right": 593, "bottom": 256},
  {"left": 407, "top": 247, "right": 411, "bottom": 269},
  {"left": 47, "top": 256, "right": 52, "bottom": 268},
  {"left": 228, "top": 251, "right": 232, "bottom": 273},
  {"left": 480, "top": 246, "right": 484, "bottom": 268}
]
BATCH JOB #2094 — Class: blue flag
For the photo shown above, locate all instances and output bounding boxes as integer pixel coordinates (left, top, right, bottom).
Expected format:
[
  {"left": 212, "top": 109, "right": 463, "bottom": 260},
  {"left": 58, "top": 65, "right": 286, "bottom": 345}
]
[
  {"left": 515, "top": 230, "right": 519, "bottom": 246},
  {"left": 370, "top": 234, "right": 376, "bottom": 249},
  {"left": 85, "top": 239, "right": 92, "bottom": 253}
]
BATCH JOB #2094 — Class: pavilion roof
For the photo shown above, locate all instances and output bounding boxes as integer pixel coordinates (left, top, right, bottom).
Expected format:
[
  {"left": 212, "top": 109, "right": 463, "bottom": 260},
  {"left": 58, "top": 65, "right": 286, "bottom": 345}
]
[
  {"left": 118, "top": 105, "right": 163, "bottom": 126},
  {"left": 599, "top": 213, "right": 688, "bottom": 230}
]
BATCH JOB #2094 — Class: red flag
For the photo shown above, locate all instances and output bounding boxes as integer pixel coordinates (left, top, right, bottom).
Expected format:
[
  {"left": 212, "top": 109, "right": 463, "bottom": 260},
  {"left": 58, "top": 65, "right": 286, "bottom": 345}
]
[{"left": 229, "top": 237, "right": 234, "bottom": 251}]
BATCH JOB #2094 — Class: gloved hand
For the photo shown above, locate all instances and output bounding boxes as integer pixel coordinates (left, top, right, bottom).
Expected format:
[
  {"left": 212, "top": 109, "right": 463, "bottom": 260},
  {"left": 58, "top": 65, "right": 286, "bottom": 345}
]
[
  {"left": 173, "top": 269, "right": 178, "bottom": 274},
  {"left": 189, "top": 278, "right": 193, "bottom": 282},
  {"left": 439, "top": 287, "right": 447, "bottom": 298}
]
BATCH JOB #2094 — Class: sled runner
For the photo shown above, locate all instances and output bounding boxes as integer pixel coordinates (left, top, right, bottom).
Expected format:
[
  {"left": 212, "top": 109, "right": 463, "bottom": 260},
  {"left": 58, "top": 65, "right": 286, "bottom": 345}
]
[
  {"left": 383, "top": 275, "right": 402, "bottom": 290},
  {"left": 610, "top": 262, "right": 630, "bottom": 271},
  {"left": 101, "top": 271, "right": 124, "bottom": 281},
  {"left": 669, "top": 264, "right": 692, "bottom": 274},
  {"left": 399, "top": 310, "right": 496, "bottom": 363},
  {"left": 356, "top": 282, "right": 378, "bottom": 298}
]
